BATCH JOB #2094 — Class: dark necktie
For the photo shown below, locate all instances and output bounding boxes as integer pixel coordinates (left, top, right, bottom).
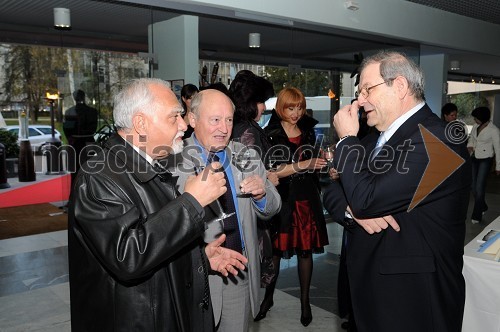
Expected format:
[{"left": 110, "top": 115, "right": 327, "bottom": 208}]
[
  {"left": 199, "top": 246, "right": 210, "bottom": 310},
  {"left": 207, "top": 153, "right": 243, "bottom": 253}
]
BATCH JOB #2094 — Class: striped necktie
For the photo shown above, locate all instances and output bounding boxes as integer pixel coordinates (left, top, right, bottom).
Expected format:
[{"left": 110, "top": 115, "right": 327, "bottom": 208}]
[{"left": 371, "top": 133, "right": 386, "bottom": 160}]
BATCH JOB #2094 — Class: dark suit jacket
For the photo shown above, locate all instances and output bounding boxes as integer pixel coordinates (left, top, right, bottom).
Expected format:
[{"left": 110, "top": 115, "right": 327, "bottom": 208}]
[{"left": 323, "top": 105, "right": 471, "bottom": 332}]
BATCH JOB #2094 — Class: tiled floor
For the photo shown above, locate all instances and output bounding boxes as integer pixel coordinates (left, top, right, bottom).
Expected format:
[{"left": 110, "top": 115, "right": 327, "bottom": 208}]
[
  {"left": 0, "top": 224, "right": 344, "bottom": 332},
  {"left": 0, "top": 173, "right": 498, "bottom": 331}
]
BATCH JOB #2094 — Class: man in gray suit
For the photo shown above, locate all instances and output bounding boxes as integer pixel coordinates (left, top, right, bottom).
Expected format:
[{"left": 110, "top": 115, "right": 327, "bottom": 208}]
[{"left": 171, "top": 89, "right": 281, "bottom": 331}]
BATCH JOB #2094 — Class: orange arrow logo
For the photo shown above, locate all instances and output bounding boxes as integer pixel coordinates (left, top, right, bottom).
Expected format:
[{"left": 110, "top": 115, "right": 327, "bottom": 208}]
[{"left": 408, "top": 125, "right": 465, "bottom": 211}]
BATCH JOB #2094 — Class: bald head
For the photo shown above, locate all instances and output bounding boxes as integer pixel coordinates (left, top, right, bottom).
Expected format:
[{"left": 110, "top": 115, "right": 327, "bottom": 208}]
[{"left": 188, "top": 89, "right": 235, "bottom": 152}]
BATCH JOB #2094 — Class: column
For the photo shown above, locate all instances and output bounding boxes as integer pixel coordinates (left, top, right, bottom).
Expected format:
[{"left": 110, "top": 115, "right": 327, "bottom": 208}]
[
  {"left": 149, "top": 15, "right": 199, "bottom": 88},
  {"left": 420, "top": 53, "right": 448, "bottom": 116}
]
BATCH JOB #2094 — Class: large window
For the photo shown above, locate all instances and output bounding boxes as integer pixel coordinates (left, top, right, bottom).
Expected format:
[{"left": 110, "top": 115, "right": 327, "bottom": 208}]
[{"left": 0, "top": 44, "right": 149, "bottom": 126}]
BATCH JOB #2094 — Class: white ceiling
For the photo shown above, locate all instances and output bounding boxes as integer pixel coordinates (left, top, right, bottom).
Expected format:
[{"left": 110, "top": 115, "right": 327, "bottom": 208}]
[{"left": 0, "top": 0, "right": 499, "bottom": 82}]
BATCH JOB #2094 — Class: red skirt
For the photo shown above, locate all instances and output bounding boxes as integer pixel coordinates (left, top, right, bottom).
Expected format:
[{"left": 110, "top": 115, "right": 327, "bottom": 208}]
[{"left": 273, "top": 199, "right": 328, "bottom": 257}]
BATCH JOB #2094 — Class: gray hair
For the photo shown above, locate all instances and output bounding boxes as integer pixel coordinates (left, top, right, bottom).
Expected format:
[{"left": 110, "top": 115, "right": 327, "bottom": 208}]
[
  {"left": 113, "top": 78, "right": 171, "bottom": 130},
  {"left": 359, "top": 51, "right": 425, "bottom": 101},
  {"left": 190, "top": 89, "right": 235, "bottom": 118}
]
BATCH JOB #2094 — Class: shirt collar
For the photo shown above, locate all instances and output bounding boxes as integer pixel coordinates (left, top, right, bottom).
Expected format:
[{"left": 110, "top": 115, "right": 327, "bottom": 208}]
[{"left": 381, "top": 101, "right": 425, "bottom": 143}]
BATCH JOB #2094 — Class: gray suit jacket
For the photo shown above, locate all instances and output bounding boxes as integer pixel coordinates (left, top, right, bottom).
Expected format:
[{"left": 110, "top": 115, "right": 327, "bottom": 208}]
[{"left": 169, "top": 136, "right": 281, "bottom": 321}]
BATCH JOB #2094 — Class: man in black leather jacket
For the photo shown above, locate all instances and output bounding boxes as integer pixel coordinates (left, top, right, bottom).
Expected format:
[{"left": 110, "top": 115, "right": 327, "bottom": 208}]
[{"left": 68, "top": 78, "right": 247, "bottom": 331}]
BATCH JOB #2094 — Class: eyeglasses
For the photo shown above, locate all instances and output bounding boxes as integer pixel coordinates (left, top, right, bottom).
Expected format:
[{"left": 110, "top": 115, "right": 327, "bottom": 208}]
[{"left": 355, "top": 78, "right": 395, "bottom": 99}]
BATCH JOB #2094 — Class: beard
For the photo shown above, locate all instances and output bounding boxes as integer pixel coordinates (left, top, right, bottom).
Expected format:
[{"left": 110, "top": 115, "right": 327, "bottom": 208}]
[{"left": 171, "top": 131, "right": 185, "bottom": 154}]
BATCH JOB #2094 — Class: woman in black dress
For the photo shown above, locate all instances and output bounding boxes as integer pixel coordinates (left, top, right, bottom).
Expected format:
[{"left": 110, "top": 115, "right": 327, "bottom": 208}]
[{"left": 256, "top": 87, "right": 329, "bottom": 326}]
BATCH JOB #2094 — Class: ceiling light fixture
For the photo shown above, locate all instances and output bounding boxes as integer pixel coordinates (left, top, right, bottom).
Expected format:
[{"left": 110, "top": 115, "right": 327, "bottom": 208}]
[
  {"left": 54, "top": 8, "right": 71, "bottom": 30},
  {"left": 450, "top": 60, "right": 460, "bottom": 71},
  {"left": 345, "top": 1, "right": 360, "bottom": 11},
  {"left": 249, "top": 33, "right": 260, "bottom": 49}
]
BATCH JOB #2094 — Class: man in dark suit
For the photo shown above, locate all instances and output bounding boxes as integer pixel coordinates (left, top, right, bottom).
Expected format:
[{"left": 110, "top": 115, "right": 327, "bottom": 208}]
[
  {"left": 325, "top": 51, "right": 471, "bottom": 332},
  {"left": 68, "top": 78, "right": 247, "bottom": 331},
  {"left": 63, "top": 89, "right": 98, "bottom": 186}
]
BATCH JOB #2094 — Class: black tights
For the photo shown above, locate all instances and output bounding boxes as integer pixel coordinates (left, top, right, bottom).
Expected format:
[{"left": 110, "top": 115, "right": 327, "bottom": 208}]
[{"left": 260, "top": 252, "right": 313, "bottom": 316}]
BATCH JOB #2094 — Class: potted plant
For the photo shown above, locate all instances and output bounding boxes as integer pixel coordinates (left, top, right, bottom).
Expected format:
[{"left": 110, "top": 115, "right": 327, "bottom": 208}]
[{"left": 0, "top": 128, "right": 20, "bottom": 178}]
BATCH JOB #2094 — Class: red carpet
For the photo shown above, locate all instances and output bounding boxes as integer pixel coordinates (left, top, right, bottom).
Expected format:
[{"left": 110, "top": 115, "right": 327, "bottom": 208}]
[{"left": 0, "top": 174, "right": 71, "bottom": 208}]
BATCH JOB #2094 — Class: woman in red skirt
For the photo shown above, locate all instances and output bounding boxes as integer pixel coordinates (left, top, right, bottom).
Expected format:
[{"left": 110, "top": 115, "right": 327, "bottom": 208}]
[{"left": 255, "top": 87, "right": 329, "bottom": 326}]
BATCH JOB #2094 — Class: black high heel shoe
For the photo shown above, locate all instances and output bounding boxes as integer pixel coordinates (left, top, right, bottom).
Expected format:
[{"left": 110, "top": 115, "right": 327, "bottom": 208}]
[
  {"left": 254, "top": 300, "right": 274, "bottom": 322},
  {"left": 300, "top": 303, "right": 312, "bottom": 327},
  {"left": 300, "top": 314, "right": 312, "bottom": 327}
]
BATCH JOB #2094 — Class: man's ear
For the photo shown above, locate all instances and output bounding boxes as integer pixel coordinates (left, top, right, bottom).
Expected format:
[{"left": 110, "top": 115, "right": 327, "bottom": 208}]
[
  {"left": 132, "top": 113, "right": 148, "bottom": 136},
  {"left": 188, "top": 112, "right": 196, "bottom": 128},
  {"left": 394, "top": 76, "right": 409, "bottom": 99}
]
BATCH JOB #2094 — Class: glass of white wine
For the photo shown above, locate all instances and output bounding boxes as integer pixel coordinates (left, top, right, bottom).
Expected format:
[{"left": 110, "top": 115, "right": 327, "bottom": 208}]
[
  {"left": 194, "top": 165, "right": 235, "bottom": 225},
  {"left": 322, "top": 144, "right": 335, "bottom": 169},
  {"left": 232, "top": 150, "right": 253, "bottom": 198}
]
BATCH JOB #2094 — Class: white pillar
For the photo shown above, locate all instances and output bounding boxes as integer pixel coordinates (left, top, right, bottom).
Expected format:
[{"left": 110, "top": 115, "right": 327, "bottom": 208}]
[
  {"left": 420, "top": 53, "right": 448, "bottom": 116},
  {"left": 493, "top": 95, "right": 500, "bottom": 127},
  {"left": 149, "top": 15, "right": 199, "bottom": 88}
]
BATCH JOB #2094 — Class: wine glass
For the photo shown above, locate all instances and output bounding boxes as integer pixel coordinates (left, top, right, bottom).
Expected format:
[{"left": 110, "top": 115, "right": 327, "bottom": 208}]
[
  {"left": 194, "top": 165, "right": 235, "bottom": 226},
  {"left": 232, "top": 150, "right": 253, "bottom": 198},
  {"left": 266, "top": 158, "right": 277, "bottom": 171},
  {"left": 322, "top": 144, "right": 335, "bottom": 169}
]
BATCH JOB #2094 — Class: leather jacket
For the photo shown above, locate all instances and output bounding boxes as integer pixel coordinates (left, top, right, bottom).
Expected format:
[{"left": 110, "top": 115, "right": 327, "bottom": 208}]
[{"left": 68, "top": 134, "right": 213, "bottom": 331}]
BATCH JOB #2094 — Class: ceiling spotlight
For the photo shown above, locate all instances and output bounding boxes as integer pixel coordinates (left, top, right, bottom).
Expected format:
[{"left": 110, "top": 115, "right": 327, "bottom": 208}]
[
  {"left": 54, "top": 8, "right": 71, "bottom": 30},
  {"left": 345, "top": 1, "right": 360, "bottom": 11},
  {"left": 449, "top": 60, "right": 460, "bottom": 71},
  {"left": 249, "top": 33, "right": 260, "bottom": 49}
]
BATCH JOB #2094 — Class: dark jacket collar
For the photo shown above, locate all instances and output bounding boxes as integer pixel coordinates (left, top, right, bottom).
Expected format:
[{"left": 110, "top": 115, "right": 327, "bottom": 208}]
[
  {"left": 386, "top": 103, "right": 435, "bottom": 146},
  {"left": 104, "top": 134, "right": 157, "bottom": 183},
  {"left": 266, "top": 109, "right": 318, "bottom": 133}
]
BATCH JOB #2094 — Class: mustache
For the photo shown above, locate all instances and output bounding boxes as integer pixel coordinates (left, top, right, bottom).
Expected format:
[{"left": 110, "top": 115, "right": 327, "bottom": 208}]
[{"left": 175, "top": 131, "right": 185, "bottom": 140}]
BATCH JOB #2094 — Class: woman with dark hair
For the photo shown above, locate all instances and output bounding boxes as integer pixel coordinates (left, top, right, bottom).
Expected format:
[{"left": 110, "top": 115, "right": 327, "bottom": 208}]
[
  {"left": 229, "top": 71, "right": 280, "bottom": 302},
  {"left": 229, "top": 71, "right": 275, "bottom": 158},
  {"left": 467, "top": 106, "right": 500, "bottom": 224},
  {"left": 181, "top": 83, "right": 199, "bottom": 138},
  {"left": 258, "top": 87, "right": 328, "bottom": 327}
]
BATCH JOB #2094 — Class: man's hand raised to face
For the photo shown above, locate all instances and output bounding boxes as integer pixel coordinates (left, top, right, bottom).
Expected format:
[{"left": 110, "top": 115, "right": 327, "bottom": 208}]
[{"left": 333, "top": 100, "right": 361, "bottom": 138}]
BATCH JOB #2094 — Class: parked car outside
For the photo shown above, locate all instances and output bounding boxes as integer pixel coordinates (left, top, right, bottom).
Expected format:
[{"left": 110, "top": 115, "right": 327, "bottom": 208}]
[{"left": 5, "top": 125, "right": 62, "bottom": 153}]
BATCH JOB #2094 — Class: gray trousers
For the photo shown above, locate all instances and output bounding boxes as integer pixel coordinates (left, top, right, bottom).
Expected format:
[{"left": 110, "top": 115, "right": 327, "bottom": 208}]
[{"left": 216, "top": 269, "right": 251, "bottom": 332}]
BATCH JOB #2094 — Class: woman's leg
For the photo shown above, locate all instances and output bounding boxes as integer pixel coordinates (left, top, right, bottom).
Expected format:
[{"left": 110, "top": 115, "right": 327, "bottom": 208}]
[
  {"left": 254, "top": 255, "right": 281, "bottom": 321},
  {"left": 471, "top": 157, "right": 492, "bottom": 221},
  {"left": 471, "top": 157, "right": 479, "bottom": 199},
  {"left": 298, "top": 252, "right": 313, "bottom": 324}
]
